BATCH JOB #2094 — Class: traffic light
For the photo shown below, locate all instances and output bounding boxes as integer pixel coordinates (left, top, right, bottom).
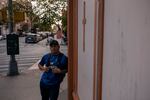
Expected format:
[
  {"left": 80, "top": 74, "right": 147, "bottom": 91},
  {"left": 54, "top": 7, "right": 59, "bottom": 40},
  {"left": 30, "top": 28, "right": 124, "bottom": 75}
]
[{"left": 7, "top": 34, "right": 19, "bottom": 55}]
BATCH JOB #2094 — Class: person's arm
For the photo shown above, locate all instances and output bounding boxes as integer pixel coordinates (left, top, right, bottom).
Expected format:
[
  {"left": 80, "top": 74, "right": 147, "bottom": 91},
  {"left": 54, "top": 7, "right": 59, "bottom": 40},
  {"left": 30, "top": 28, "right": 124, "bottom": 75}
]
[
  {"left": 52, "top": 55, "right": 68, "bottom": 74},
  {"left": 38, "top": 64, "right": 49, "bottom": 72},
  {"left": 38, "top": 55, "right": 49, "bottom": 72},
  {"left": 51, "top": 67, "right": 67, "bottom": 74},
  {"left": 51, "top": 67, "right": 61, "bottom": 74}
]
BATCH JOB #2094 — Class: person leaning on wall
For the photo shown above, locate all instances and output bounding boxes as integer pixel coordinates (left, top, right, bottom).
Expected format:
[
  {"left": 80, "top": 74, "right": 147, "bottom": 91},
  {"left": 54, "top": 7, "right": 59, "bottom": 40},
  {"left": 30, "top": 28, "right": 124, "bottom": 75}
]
[{"left": 38, "top": 40, "right": 68, "bottom": 100}]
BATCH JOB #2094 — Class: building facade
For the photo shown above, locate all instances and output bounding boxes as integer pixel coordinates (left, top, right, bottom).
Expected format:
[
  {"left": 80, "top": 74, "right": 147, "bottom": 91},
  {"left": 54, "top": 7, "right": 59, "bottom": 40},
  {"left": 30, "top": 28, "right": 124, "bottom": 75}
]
[
  {"left": 0, "top": 0, "right": 32, "bottom": 36},
  {"left": 68, "top": 0, "right": 150, "bottom": 100},
  {"left": 0, "top": 0, "right": 7, "bottom": 36}
]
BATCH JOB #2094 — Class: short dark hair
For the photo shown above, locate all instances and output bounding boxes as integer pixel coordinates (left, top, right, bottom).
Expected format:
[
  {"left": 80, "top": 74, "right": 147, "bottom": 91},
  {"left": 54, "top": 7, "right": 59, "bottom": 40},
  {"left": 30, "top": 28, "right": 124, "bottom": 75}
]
[{"left": 49, "top": 40, "right": 59, "bottom": 46}]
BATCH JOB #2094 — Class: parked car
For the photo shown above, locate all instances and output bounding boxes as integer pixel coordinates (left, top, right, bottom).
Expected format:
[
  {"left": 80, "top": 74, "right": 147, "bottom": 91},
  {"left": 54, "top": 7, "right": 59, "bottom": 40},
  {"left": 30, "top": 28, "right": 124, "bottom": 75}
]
[
  {"left": 38, "top": 32, "right": 47, "bottom": 39},
  {"left": 0, "top": 35, "right": 6, "bottom": 40},
  {"left": 46, "top": 36, "right": 54, "bottom": 45},
  {"left": 44, "top": 32, "right": 52, "bottom": 37},
  {"left": 25, "top": 34, "right": 40, "bottom": 43},
  {"left": 63, "top": 36, "right": 68, "bottom": 45},
  {"left": 0, "top": 35, "right": 3, "bottom": 40},
  {"left": 3, "top": 35, "right": 6, "bottom": 39}
]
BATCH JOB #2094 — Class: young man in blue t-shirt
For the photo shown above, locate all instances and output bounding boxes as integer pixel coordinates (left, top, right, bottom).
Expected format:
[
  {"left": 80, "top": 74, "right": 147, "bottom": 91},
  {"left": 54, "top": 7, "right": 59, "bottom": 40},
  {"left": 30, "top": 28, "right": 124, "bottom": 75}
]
[{"left": 38, "top": 40, "right": 68, "bottom": 100}]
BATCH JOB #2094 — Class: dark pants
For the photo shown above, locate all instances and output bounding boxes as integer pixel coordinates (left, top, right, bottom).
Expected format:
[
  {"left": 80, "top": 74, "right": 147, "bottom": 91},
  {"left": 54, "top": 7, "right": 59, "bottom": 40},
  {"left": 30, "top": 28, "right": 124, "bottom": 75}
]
[{"left": 40, "top": 83, "right": 60, "bottom": 100}]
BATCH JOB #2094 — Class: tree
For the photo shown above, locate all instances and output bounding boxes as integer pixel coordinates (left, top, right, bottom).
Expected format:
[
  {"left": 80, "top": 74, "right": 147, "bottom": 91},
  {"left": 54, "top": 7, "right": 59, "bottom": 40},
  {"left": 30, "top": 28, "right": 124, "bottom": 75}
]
[
  {"left": 30, "top": 0, "right": 67, "bottom": 31},
  {"left": 61, "top": 9, "right": 67, "bottom": 33}
]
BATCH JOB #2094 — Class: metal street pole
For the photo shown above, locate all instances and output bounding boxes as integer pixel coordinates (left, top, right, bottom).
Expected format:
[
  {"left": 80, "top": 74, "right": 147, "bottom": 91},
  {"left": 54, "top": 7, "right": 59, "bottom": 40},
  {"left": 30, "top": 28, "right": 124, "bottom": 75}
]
[{"left": 7, "top": 0, "right": 19, "bottom": 76}]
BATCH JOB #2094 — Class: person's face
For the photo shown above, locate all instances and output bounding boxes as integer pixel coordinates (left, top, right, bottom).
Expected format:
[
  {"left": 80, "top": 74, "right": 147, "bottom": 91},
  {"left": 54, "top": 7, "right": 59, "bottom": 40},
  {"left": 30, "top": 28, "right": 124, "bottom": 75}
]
[{"left": 50, "top": 45, "right": 60, "bottom": 54}]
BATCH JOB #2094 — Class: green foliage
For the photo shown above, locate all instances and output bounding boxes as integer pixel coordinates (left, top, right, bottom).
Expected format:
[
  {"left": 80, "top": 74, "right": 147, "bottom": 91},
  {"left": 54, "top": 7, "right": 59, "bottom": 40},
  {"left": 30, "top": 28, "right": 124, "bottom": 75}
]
[
  {"left": 31, "top": 0, "right": 67, "bottom": 31},
  {"left": 61, "top": 12, "right": 67, "bottom": 33}
]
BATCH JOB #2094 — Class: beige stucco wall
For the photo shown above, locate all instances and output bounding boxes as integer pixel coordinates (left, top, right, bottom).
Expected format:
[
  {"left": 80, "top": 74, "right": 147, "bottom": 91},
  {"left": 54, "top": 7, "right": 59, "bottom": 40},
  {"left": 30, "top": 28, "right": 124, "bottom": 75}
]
[
  {"left": 103, "top": 0, "right": 150, "bottom": 100},
  {"left": 78, "top": 0, "right": 95, "bottom": 100}
]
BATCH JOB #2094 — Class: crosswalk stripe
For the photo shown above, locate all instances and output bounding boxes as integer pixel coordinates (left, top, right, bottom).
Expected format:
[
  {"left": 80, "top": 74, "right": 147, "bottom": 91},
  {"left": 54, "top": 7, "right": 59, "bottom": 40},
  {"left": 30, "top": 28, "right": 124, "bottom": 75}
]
[{"left": 0, "top": 63, "right": 34, "bottom": 69}]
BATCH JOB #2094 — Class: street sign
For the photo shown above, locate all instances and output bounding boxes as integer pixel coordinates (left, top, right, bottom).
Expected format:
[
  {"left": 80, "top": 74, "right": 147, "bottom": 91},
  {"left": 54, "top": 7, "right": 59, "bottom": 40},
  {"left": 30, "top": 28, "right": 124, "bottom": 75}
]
[
  {"left": 14, "top": 11, "right": 25, "bottom": 23},
  {"left": 0, "top": 9, "right": 25, "bottom": 23},
  {"left": 7, "top": 34, "right": 19, "bottom": 55}
]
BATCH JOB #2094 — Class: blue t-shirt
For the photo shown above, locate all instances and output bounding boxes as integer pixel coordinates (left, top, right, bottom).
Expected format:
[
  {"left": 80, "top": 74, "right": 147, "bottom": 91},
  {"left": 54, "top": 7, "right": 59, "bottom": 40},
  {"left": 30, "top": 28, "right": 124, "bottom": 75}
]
[{"left": 39, "top": 53, "right": 68, "bottom": 86}]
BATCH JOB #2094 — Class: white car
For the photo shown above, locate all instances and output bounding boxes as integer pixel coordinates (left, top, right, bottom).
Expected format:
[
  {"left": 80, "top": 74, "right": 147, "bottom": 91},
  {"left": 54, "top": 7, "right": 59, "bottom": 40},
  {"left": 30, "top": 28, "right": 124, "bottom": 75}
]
[{"left": 0, "top": 35, "right": 3, "bottom": 40}]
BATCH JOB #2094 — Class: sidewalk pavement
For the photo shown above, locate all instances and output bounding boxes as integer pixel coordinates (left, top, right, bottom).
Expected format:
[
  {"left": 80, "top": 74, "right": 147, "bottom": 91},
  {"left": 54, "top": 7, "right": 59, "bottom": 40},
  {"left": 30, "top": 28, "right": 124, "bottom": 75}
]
[{"left": 0, "top": 62, "right": 68, "bottom": 100}]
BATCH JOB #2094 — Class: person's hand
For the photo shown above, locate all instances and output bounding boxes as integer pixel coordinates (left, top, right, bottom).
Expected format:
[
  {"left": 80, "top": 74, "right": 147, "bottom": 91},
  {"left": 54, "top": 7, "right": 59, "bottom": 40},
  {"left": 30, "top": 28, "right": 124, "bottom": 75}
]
[
  {"left": 38, "top": 64, "right": 50, "bottom": 72},
  {"left": 44, "top": 67, "right": 50, "bottom": 72},
  {"left": 52, "top": 67, "right": 62, "bottom": 74}
]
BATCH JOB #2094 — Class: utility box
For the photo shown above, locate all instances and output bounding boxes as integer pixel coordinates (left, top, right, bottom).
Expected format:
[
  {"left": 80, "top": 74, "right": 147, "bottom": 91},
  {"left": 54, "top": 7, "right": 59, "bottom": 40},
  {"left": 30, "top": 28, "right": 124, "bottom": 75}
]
[{"left": 7, "top": 34, "right": 19, "bottom": 55}]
